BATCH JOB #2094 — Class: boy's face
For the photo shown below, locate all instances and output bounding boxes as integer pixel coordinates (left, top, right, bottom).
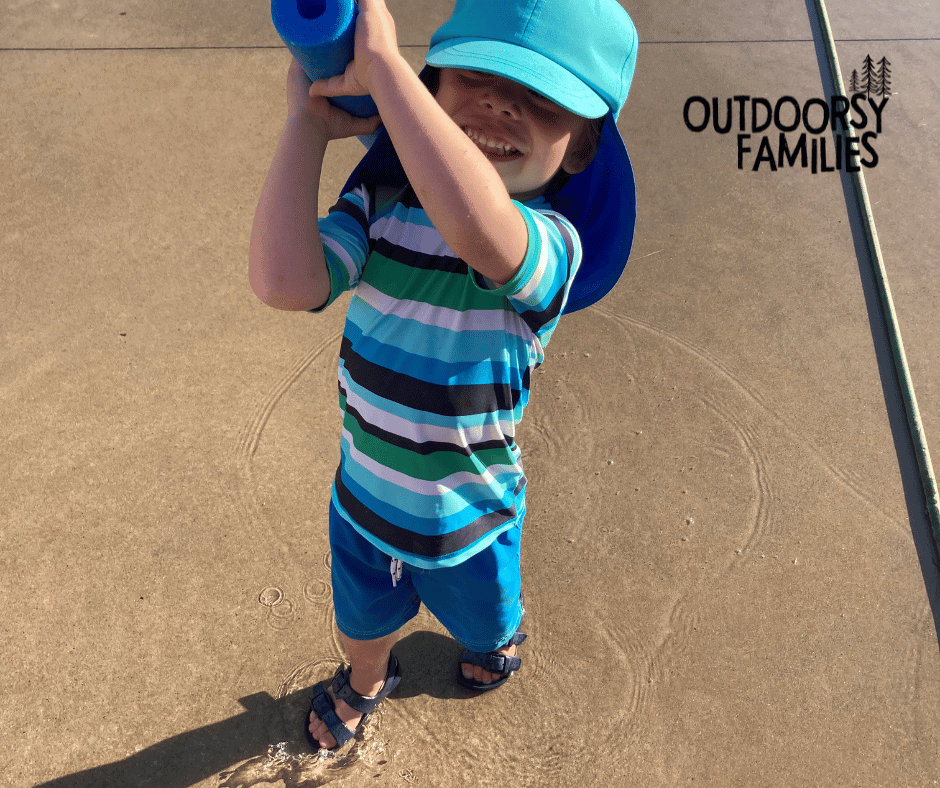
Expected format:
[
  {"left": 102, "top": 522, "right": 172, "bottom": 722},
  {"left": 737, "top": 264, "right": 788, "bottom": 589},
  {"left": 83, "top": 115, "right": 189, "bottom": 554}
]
[{"left": 435, "top": 68, "right": 592, "bottom": 201}]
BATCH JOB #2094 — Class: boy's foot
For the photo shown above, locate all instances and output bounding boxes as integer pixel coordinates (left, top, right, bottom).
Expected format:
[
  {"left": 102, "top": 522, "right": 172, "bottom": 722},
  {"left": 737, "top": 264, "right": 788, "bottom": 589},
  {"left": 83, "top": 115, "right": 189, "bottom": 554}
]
[
  {"left": 459, "top": 641, "right": 517, "bottom": 686},
  {"left": 307, "top": 656, "right": 401, "bottom": 751},
  {"left": 307, "top": 681, "right": 379, "bottom": 750}
]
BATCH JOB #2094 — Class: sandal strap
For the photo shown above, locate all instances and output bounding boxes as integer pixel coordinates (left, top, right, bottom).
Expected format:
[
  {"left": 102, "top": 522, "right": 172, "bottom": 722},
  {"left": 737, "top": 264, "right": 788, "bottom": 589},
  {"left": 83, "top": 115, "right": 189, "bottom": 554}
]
[
  {"left": 331, "top": 653, "right": 402, "bottom": 715},
  {"left": 309, "top": 683, "right": 356, "bottom": 748},
  {"left": 459, "top": 632, "right": 527, "bottom": 677},
  {"left": 460, "top": 651, "right": 521, "bottom": 675}
]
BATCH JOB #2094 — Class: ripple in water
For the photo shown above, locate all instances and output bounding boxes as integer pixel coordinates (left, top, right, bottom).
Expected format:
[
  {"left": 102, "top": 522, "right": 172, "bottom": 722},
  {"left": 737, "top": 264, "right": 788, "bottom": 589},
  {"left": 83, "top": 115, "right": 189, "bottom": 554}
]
[{"left": 217, "top": 737, "right": 387, "bottom": 788}]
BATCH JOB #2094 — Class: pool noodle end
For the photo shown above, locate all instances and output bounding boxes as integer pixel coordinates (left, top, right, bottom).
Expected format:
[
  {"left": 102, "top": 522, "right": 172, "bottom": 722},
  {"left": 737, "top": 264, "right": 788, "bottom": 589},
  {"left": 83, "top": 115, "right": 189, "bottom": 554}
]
[{"left": 271, "top": 0, "right": 379, "bottom": 118}]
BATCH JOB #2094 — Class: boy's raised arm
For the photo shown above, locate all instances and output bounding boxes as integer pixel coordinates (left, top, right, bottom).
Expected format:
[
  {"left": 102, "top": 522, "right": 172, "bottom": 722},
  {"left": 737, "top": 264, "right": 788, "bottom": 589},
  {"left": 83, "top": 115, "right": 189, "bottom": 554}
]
[
  {"left": 249, "top": 113, "right": 331, "bottom": 312},
  {"left": 369, "top": 60, "right": 530, "bottom": 285},
  {"left": 249, "top": 59, "right": 380, "bottom": 311},
  {"left": 310, "top": 0, "right": 529, "bottom": 286}
]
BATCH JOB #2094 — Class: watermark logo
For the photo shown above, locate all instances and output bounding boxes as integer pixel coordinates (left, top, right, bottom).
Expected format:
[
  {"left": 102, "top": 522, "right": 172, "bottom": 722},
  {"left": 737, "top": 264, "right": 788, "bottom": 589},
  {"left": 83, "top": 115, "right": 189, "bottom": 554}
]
[{"left": 683, "top": 56, "right": 891, "bottom": 173}]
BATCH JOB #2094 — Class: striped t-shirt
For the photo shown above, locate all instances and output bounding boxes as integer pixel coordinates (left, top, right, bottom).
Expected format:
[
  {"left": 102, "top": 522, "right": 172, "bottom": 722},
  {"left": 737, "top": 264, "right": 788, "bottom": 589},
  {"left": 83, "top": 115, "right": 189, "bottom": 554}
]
[{"left": 314, "top": 183, "right": 581, "bottom": 569}]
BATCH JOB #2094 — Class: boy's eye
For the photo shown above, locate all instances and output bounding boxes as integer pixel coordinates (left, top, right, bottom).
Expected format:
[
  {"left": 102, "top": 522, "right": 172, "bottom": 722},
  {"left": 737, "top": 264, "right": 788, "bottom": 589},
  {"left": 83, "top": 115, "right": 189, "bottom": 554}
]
[
  {"left": 526, "top": 88, "right": 551, "bottom": 105},
  {"left": 456, "top": 70, "right": 488, "bottom": 85},
  {"left": 452, "top": 70, "right": 559, "bottom": 113}
]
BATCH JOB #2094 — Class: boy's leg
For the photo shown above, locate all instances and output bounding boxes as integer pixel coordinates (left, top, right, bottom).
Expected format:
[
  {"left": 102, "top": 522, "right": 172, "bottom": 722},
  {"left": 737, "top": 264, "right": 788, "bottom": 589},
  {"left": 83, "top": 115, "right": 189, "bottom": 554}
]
[
  {"left": 307, "top": 629, "right": 400, "bottom": 749},
  {"left": 310, "top": 503, "right": 421, "bottom": 748},
  {"left": 414, "top": 519, "right": 525, "bottom": 687}
]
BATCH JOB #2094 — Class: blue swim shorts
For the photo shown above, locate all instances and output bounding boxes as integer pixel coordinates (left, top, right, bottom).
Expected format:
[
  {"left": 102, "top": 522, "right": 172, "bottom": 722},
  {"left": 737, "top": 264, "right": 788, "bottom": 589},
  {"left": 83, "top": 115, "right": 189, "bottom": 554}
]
[{"left": 328, "top": 501, "right": 524, "bottom": 653}]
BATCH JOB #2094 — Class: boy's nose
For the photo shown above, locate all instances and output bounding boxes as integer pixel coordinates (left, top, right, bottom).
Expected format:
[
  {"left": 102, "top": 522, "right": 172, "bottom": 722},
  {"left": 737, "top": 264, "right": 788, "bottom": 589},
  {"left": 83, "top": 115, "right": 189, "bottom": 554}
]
[
  {"left": 479, "top": 84, "right": 522, "bottom": 118},
  {"left": 480, "top": 94, "right": 520, "bottom": 119}
]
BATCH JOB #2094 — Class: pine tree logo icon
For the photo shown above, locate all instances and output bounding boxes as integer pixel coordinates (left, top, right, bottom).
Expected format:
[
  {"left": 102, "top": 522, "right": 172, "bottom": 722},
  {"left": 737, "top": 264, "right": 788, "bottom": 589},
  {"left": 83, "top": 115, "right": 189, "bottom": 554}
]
[{"left": 850, "top": 55, "right": 891, "bottom": 97}]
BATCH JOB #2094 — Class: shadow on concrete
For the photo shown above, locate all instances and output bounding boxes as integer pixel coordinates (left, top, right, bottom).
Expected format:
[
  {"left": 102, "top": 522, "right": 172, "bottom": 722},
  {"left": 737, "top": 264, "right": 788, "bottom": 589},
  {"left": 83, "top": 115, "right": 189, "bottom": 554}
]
[
  {"left": 33, "top": 630, "right": 464, "bottom": 788},
  {"left": 804, "top": 0, "right": 940, "bottom": 651}
]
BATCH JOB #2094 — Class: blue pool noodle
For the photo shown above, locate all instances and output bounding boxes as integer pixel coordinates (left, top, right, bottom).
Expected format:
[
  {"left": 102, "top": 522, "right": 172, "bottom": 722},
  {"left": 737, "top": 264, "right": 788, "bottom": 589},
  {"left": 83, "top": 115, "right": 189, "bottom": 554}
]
[{"left": 271, "top": 0, "right": 379, "bottom": 119}]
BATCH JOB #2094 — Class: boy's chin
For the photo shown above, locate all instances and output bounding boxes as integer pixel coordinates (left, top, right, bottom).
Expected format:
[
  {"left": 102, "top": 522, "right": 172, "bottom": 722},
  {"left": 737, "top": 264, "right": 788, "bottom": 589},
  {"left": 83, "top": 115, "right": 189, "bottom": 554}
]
[
  {"left": 494, "top": 165, "right": 552, "bottom": 201},
  {"left": 503, "top": 177, "right": 552, "bottom": 202}
]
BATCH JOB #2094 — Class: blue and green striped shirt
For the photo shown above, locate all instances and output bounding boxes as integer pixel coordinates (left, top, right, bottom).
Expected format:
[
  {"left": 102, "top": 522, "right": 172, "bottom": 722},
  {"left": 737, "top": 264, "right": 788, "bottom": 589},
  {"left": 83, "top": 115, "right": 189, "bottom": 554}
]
[{"left": 314, "top": 183, "right": 581, "bottom": 568}]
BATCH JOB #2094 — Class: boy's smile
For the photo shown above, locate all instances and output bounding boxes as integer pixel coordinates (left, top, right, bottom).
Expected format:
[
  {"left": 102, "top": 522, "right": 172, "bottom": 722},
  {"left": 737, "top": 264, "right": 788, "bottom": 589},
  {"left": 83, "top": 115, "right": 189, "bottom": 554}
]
[
  {"left": 435, "top": 68, "right": 590, "bottom": 201},
  {"left": 461, "top": 126, "right": 526, "bottom": 162}
]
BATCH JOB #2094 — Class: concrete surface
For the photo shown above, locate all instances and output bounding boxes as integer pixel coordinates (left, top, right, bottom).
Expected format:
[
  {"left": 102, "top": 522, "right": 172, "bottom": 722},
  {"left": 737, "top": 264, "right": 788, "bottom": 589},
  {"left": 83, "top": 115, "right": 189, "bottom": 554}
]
[{"left": 3, "top": 1, "right": 939, "bottom": 786}]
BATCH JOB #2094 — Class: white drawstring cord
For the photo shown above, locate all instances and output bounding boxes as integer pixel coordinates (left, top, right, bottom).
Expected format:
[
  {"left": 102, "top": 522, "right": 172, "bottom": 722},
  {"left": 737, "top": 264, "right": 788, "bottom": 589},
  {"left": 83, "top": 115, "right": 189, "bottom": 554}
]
[{"left": 389, "top": 558, "right": 404, "bottom": 587}]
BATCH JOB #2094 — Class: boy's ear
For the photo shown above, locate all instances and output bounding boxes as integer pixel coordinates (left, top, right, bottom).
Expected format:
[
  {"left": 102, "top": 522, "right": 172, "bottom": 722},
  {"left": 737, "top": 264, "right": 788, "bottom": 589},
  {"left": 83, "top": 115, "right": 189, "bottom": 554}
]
[{"left": 561, "top": 118, "right": 601, "bottom": 175}]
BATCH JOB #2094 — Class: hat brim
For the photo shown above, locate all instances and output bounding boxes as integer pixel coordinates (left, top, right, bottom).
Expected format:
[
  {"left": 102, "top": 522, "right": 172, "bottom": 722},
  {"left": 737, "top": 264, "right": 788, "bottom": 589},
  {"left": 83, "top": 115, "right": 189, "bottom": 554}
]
[{"left": 426, "top": 38, "right": 609, "bottom": 119}]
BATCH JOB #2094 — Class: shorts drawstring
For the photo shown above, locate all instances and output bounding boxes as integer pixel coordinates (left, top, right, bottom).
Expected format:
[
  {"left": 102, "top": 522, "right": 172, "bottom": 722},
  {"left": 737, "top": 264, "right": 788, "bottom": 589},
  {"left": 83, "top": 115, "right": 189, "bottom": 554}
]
[{"left": 389, "top": 557, "right": 404, "bottom": 587}]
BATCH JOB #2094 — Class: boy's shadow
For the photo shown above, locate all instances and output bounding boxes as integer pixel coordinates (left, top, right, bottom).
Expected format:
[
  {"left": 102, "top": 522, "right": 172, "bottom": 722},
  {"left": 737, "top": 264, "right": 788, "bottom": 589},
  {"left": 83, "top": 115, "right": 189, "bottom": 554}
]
[{"left": 33, "top": 631, "right": 465, "bottom": 788}]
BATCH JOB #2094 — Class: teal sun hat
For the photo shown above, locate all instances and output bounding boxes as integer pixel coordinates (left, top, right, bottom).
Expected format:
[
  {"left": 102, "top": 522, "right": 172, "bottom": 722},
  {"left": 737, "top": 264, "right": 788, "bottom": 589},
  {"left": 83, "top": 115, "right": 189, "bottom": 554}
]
[
  {"left": 425, "top": 0, "right": 636, "bottom": 121},
  {"left": 341, "top": 0, "right": 639, "bottom": 312}
]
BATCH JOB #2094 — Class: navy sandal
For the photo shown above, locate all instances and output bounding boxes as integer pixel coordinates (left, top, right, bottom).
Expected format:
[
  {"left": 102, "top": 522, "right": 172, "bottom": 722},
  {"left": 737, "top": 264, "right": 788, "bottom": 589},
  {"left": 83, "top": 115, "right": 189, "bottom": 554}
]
[
  {"left": 305, "top": 653, "right": 402, "bottom": 751},
  {"left": 456, "top": 632, "right": 527, "bottom": 691}
]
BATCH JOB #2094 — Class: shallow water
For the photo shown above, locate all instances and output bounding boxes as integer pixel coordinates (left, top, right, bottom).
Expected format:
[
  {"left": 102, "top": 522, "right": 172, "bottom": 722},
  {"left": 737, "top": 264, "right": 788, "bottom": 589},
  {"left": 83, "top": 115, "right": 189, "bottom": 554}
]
[
  {"left": 218, "top": 658, "right": 391, "bottom": 788},
  {"left": 217, "top": 739, "right": 376, "bottom": 788}
]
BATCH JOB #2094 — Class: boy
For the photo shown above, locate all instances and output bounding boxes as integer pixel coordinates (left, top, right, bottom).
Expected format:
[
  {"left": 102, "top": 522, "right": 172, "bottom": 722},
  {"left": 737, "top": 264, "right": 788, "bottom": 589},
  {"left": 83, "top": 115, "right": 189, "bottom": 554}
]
[{"left": 249, "top": 0, "right": 637, "bottom": 751}]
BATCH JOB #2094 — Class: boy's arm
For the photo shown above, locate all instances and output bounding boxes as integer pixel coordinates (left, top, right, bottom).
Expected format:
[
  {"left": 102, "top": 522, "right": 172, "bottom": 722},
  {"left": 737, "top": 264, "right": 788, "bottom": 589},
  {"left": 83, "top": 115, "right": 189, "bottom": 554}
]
[
  {"left": 310, "top": 0, "right": 529, "bottom": 286},
  {"left": 249, "top": 59, "right": 381, "bottom": 311},
  {"left": 369, "top": 59, "right": 530, "bottom": 285},
  {"left": 249, "top": 113, "right": 330, "bottom": 312}
]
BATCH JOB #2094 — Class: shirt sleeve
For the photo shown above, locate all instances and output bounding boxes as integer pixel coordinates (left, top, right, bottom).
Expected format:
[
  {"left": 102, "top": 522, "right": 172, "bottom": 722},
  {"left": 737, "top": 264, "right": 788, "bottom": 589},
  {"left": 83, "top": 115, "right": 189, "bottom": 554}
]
[
  {"left": 308, "top": 184, "right": 371, "bottom": 313},
  {"left": 471, "top": 200, "right": 582, "bottom": 337}
]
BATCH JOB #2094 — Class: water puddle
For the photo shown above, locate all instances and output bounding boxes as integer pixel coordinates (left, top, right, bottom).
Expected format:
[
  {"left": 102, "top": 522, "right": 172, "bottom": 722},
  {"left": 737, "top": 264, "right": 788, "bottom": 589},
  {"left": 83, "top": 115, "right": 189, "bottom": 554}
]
[
  {"left": 218, "top": 739, "right": 386, "bottom": 788},
  {"left": 218, "top": 657, "right": 391, "bottom": 787}
]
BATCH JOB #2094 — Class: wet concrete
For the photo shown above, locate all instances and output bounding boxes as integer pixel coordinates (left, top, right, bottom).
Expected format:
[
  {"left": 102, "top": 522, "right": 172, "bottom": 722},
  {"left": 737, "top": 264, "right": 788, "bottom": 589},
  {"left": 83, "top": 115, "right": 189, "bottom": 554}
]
[{"left": 3, "top": 1, "right": 939, "bottom": 786}]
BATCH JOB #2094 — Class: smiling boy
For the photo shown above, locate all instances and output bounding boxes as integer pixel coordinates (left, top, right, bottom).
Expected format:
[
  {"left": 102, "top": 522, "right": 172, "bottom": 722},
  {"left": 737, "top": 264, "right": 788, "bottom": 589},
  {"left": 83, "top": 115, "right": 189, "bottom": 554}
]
[
  {"left": 249, "top": 0, "right": 637, "bottom": 751},
  {"left": 436, "top": 67, "right": 601, "bottom": 202}
]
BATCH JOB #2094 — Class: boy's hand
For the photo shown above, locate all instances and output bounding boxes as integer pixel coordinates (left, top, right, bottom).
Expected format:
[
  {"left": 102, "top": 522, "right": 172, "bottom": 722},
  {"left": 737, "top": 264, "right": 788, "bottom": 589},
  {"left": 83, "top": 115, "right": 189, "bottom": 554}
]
[
  {"left": 308, "top": 0, "right": 402, "bottom": 102},
  {"left": 287, "top": 57, "right": 381, "bottom": 141}
]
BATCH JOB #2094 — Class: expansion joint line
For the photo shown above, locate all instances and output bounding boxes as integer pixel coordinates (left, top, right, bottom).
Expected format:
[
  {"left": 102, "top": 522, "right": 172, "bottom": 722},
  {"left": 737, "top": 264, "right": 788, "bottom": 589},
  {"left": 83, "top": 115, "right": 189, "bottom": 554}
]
[{"left": 809, "top": 0, "right": 940, "bottom": 561}]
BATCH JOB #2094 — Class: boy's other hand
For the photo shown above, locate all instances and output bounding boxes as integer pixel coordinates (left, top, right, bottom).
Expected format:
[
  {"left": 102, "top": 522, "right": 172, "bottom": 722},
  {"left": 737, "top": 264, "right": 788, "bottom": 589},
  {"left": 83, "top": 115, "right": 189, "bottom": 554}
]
[
  {"left": 308, "top": 0, "right": 401, "bottom": 102},
  {"left": 287, "top": 58, "right": 381, "bottom": 141}
]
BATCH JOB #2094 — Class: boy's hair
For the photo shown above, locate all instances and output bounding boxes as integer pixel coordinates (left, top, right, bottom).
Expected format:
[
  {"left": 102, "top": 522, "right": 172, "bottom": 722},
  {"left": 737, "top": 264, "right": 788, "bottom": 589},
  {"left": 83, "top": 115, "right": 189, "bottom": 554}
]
[{"left": 420, "top": 66, "right": 604, "bottom": 195}]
